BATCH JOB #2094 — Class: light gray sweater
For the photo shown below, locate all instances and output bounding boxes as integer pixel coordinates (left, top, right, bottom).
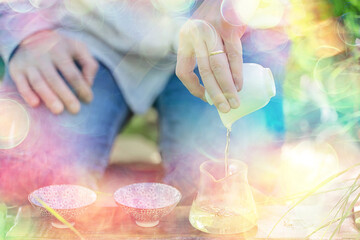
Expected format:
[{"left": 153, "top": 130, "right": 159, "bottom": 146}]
[{"left": 0, "top": 0, "right": 195, "bottom": 113}]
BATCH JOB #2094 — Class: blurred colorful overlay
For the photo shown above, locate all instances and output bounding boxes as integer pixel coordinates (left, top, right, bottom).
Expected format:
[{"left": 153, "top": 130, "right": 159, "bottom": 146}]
[{"left": 0, "top": 0, "right": 360, "bottom": 222}]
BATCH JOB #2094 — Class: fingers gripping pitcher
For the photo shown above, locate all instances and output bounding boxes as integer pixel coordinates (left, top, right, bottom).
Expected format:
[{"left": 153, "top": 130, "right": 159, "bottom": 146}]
[
  {"left": 205, "top": 63, "right": 276, "bottom": 129},
  {"left": 189, "top": 63, "right": 276, "bottom": 234}
]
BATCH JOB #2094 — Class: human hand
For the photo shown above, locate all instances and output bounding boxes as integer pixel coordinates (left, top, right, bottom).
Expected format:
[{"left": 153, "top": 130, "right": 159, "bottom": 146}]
[
  {"left": 9, "top": 30, "right": 98, "bottom": 114},
  {"left": 176, "top": 0, "right": 245, "bottom": 113}
]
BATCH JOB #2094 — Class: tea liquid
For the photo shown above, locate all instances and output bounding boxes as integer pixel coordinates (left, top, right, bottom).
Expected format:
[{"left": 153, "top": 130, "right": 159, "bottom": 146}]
[
  {"left": 224, "top": 128, "right": 231, "bottom": 177},
  {"left": 189, "top": 201, "right": 257, "bottom": 234}
]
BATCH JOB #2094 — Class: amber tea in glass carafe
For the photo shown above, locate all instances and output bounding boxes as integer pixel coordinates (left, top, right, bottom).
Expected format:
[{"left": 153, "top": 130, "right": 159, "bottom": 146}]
[{"left": 189, "top": 159, "right": 257, "bottom": 234}]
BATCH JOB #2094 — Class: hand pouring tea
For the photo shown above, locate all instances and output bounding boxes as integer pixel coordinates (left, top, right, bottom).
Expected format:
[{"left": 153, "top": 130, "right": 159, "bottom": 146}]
[{"left": 207, "top": 63, "right": 276, "bottom": 178}]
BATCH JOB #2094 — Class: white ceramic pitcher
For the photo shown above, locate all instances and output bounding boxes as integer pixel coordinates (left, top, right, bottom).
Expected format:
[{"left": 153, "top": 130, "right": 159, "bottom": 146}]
[{"left": 205, "top": 63, "right": 276, "bottom": 129}]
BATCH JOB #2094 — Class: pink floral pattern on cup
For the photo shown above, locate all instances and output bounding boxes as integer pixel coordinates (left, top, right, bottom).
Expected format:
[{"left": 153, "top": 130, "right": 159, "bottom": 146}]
[
  {"left": 28, "top": 184, "right": 97, "bottom": 222},
  {"left": 114, "top": 183, "right": 181, "bottom": 227}
]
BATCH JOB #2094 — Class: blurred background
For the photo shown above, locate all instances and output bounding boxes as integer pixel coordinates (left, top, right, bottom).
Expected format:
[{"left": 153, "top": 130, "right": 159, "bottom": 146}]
[
  {"left": 284, "top": 0, "right": 360, "bottom": 141},
  {"left": 0, "top": 0, "right": 360, "bottom": 193},
  {"left": 1, "top": 3, "right": 360, "bottom": 238}
]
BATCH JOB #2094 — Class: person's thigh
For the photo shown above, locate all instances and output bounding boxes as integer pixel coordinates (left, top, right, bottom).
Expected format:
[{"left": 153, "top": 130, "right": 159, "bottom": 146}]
[
  {"left": 0, "top": 62, "right": 130, "bottom": 204},
  {"left": 155, "top": 70, "right": 224, "bottom": 203}
]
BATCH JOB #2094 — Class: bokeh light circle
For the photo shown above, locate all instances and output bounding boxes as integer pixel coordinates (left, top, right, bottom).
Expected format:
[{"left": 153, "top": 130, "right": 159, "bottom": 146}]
[
  {"left": 221, "top": 0, "right": 285, "bottom": 29},
  {"left": 29, "top": 0, "right": 57, "bottom": 9},
  {"left": 247, "top": 0, "right": 285, "bottom": 29},
  {"left": 221, "top": 0, "right": 260, "bottom": 26},
  {"left": 151, "top": 0, "right": 196, "bottom": 15},
  {"left": 64, "top": 0, "right": 96, "bottom": 16},
  {"left": 7, "top": 0, "right": 34, "bottom": 13},
  {"left": 96, "top": 0, "right": 128, "bottom": 20},
  {"left": 313, "top": 56, "right": 354, "bottom": 96},
  {"left": 337, "top": 14, "right": 360, "bottom": 47},
  {"left": 281, "top": 140, "right": 339, "bottom": 197},
  {"left": 0, "top": 99, "right": 30, "bottom": 149}
]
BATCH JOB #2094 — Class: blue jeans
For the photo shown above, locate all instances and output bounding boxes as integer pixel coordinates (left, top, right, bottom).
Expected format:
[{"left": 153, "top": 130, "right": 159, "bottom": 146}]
[{"left": 0, "top": 55, "right": 285, "bottom": 204}]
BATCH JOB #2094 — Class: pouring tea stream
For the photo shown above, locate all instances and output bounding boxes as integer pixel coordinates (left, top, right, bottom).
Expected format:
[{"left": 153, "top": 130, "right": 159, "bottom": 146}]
[
  {"left": 189, "top": 63, "right": 276, "bottom": 234},
  {"left": 205, "top": 63, "right": 276, "bottom": 177}
]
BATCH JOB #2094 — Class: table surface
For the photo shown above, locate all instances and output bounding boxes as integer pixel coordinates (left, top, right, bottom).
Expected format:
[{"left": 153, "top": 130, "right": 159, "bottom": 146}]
[{"left": 5, "top": 198, "right": 360, "bottom": 240}]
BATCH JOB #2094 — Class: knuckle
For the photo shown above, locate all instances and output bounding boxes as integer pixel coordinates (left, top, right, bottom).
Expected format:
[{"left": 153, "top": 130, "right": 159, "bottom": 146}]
[
  {"left": 75, "top": 40, "right": 86, "bottom": 48},
  {"left": 74, "top": 41, "right": 87, "bottom": 52},
  {"left": 9, "top": 71, "right": 20, "bottom": 82},
  {"left": 197, "top": 21, "right": 207, "bottom": 31},
  {"left": 28, "top": 78, "right": 44, "bottom": 91},
  {"left": 78, "top": 85, "right": 89, "bottom": 94},
  {"left": 8, "top": 62, "right": 17, "bottom": 74},
  {"left": 76, "top": 83, "right": 90, "bottom": 94},
  {"left": 175, "top": 71, "right": 182, "bottom": 80},
  {"left": 17, "top": 86, "right": 29, "bottom": 95},
  {"left": 222, "top": 87, "right": 235, "bottom": 96},
  {"left": 223, "top": 91, "right": 237, "bottom": 99},
  {"left": 209, "top": 91, "right": 224, "bottom": 103},
  {"left": 188, "top": 88, "right": 196, "bottom": 96},
  {"left": 50, "top": 103, "right": 64, "bottom": 114},
  {"left": 43, "top": 72, "right": 57, "bottom": 83},
  {"left": 233, "top": 75, "right": 243, "bottom": 83},
  {"left": 191, "top": 90, "right": 202, "bottom": 98},
  {"left": 51, "top": 46, "right": 64, "bottom": 56},
  {"left": 69, "top": 96, "right": 79, "bottom": 105},
  {"left": 63, "top": 95, "right": 77, "bottom": 105},
  {"left": 24, "top": 67, "right": 35, "bottom": 74},
  {"left": 186, "top": 20, "right": 197, "bottom": 30},
  {"left": 187, "top": 20, "right": 204, "bottom": 37},
  {"left": 31, "top": 80, "right": 43, "bottom": 90},
  {"left": 9, "top": 65, "right": 25, "bottom": 78},
  {"left": 66, "top": 71, "right": 80, "bottom": 82},
  {"left": 89, "top": 60, "right": 99, "bottom": 71},
  {"left": 210, "top": 62, "right": 224, "bottom": 75},
  {"left": 179, "top": 28, "right": 188, "bottom": 38},
  {"left": 214, "top": 99, "right": 225, "bottom": 107},
  {"left": 199, "top": 68, "right": 213, "bottom": 79},
  {"left": 198, "top": 21, "right": 215, "bottom": 36},
  {"left": 175, "top": 68, "right": 185, "bottom": 80},
  {"left": 227, "top": 52, "right": 241, "bottom": 61},
  {"left": 69, "top": 98, "right": 80, "bottom": 106},
  {"left": 206, "top": 89, "right": 218, "bottom": 99}
]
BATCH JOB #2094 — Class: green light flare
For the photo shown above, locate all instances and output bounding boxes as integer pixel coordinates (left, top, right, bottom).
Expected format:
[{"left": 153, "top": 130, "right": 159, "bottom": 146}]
[{"left": 0, "top": 204, "right": 6, "bottom": 240}]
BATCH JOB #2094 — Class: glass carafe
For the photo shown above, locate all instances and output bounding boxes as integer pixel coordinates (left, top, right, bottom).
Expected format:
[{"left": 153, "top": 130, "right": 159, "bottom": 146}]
[{"left": 189, "top": 159, "right": 257, "bottom": 234}]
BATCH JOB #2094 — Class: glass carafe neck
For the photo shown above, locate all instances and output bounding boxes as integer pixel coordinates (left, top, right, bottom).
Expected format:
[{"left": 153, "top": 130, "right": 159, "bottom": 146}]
[{"left": 200, "top": 159, "right": 248, "bottom": 183}]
